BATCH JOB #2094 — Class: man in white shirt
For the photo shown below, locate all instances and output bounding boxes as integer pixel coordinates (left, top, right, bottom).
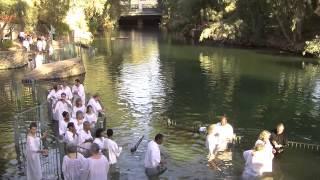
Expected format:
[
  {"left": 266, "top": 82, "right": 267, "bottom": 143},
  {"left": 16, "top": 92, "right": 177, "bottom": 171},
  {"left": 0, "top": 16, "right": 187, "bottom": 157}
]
[
  {"left": 104, "top": 129, "right": 122, "bottom": 178},
  {"left": 53, "top": 93, "right": 72, "bottom": 122},
  {"left": 216, "top": 116, "right": 234, "bottom": 151},
  {"left": 78, "top": 121, "right": 93, "bottom": 156},
  {"left": 72, "top": 79, "right": 85, "bottom": 105},
  {"left": 87, "top": 94, "right": 104, "bottom": 116},
  {"left": 144, "top": 133, "right": 167, "bottom": 177},
  {"left": 59, "top": 111, "right": 71, "bottom": 136}
]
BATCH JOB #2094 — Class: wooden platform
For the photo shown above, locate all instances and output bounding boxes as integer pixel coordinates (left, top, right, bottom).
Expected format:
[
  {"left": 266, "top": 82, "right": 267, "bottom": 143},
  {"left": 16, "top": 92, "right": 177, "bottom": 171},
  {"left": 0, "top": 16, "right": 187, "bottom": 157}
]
[{"left": 22, "top": 57, "right": 86, "bottom": 82}]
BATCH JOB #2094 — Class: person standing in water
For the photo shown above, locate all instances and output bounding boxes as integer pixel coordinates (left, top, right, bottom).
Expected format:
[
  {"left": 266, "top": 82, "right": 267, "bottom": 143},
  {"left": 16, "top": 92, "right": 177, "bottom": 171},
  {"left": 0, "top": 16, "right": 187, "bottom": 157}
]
[
  {"left": 144, "top": 133, "right": 167, "bottom": 177},
  {"left": 206, "top": 124, "right": 219, "bottom": 161},
  {"left": 26, "top": 122, "right": 48, "bottom": 180},
  {"left": 270, "top": 123, "right": 288, "bottom": 155},
  {"left": 216, "top": 115, "right": 234, "bottom": 151}
]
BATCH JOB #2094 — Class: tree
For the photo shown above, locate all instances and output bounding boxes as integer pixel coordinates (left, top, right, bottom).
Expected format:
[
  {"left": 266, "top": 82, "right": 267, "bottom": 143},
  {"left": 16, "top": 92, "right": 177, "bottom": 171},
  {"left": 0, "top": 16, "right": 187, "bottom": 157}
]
[{"left": 0, "top": 0, "right": 17, "bottom": 39}]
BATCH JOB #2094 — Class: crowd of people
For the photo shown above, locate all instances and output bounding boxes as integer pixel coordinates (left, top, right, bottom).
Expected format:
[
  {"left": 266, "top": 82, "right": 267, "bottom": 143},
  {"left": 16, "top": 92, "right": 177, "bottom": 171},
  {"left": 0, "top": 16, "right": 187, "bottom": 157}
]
[
  {"left": 205, "top": 116, "right": 287, "bottom": 179},
  {"left": 18, "top": 31, "right": 54, "bottom": 69},
  {"left": 25, "top": 79, "right": 167, "bottom": 180}
]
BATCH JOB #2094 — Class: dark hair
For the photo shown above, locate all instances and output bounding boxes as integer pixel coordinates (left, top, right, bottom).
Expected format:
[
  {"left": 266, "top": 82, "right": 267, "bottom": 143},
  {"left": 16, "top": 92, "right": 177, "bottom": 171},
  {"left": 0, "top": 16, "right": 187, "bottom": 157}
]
[
  {"left": 76, "top": 111, "right": 83, "bottom": 119},
  {"left": 29, "top": 122, "right": 37, "bottom": 129},
  {"left": 86, "top": 105, "right": 93, "bottom": 113},
  {"left": 66, "top": 143, "right": 77, "bottom": 153},
  {"left": 95, "top": 128, "right": 104, "bottom": 138},
  {"left": 75, "top": 79, "right": 80, "bottom": 83},
  {"left": 62, "top": 111, "right": 69, "bottom": 118},
  {"left": 155, "top": 133, "right": 163, "bottom": 141},
  {"left": 107, "top": 129, "right": 113, "bottom": 137},
  {"left": 61, "top": 92, "right": 66, "bottom": 97},
  {"left": 67, "top": 122, "right": 74, "bottom": 129},
  {"left": 53, "top": 84, "right": 58, "bottom": 91},
  {"left": 90, "top": 143, "right": 100, "bottom": 154},
  {"left": 75, "top": 98, "right": 82, "bottom": 105}
]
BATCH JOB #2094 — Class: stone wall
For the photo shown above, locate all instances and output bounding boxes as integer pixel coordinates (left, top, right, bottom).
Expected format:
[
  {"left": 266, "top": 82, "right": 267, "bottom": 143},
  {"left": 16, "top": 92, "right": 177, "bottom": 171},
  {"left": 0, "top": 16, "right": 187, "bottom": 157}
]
[{"left": 0, "top": 50, "right": 29, "bottom": 70}]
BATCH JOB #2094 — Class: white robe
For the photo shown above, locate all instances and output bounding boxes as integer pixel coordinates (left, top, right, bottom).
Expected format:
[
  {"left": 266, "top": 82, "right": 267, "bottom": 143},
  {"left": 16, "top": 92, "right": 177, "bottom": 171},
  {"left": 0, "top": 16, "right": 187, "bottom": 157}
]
[
  {"left": 87, "top": 155, "right": 109, "bottom": 180},
  {"left": 65, "top": 131, "right": 80, "bottom": 145},
  {"left": 62, "top": 86, "right": 73, "bottom": 100},
  {"left": 62, "top": 153, "right": 88, "bottom": 180},
  {"left": 74, "top": 119, "right": 84, "bottom": 133},
  {"left": 104, "top": 138, "right": 122, "bottom": 165},
  {"left": 216, "top": 122, "right": 234, "bottom": 151},
  {"left": 53, "top": 100, "right": 72, "bottom": 121},
  {"left": 255, "top": 140, "right": 274, "bottom": 173},
  {"left": 93, "top": 137, "right": 106, "bottom": 151},
  {"left": 59, "top": 120, "right": 70, "bottom": 136},
  {"left": 206, "top": 134, "right": 219, "bottom": 155},
  {"left": 26, "top": 135, "right": 42, "bottom": 180},
  {"left": 144, "top": 140, "right": 161, "bottom": 168},
  {"left": 87, "top": 98, "right": 102, "bottom": 116},
  {"left": 242, "top": 150, "right": 268, "bottom": 178},
  {"left": 47, "top": 89, "right": 62, "bottom": 106},
  {"left": 72, "top": 84, "right": 86, "bottom": 104},
  {"left": 72, "top": 105, "right": 86, "bottom": 119},
  {"left": 78, "top": 130, "right": 93, "bottom": 154},
  {"left": 85, "top": 113, "right": 97, "bottom": 124}
]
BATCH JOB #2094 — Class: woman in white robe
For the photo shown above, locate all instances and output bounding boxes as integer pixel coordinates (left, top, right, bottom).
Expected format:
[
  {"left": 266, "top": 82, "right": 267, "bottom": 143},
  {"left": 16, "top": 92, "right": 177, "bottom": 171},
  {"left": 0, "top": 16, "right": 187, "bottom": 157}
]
[
  {"left": 255, "top": 130, "right": 274, "bottom": 174},
  {"left": 85, "top": 105, "right": 97, "bottom": 128},
  {"left": 206, "top": 124, "right": 219, "bottom": 161},
  {"left": 242, "top": 143, "right": 267, "bottom": 179},
  {"left": 87, "top": 143, "right": 110, "bottom": 180},
  {"left": 62, "top": 143, "right": 89, "bottom": 180},
  {"left": 26, "top": 122, "right": 47, "bottom": 180},
  {"left": 72, "top": 98, "right": 86, "bottom": 119},
  {"left": 93, "top": 128, "right": 106, "bottom": 151}
]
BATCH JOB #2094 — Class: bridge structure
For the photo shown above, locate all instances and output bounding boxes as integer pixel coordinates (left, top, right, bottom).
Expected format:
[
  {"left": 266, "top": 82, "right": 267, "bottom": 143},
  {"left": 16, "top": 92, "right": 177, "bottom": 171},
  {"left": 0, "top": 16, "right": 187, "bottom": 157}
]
[{"left": 119, "top": 0, "right": 162, "bottom": 27}]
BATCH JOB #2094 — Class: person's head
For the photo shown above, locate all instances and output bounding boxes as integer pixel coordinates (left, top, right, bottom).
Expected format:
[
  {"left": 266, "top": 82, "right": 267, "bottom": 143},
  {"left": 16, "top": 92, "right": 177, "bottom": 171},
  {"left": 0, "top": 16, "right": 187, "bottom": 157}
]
[
  {"left": 86, "top": 105, "right": 93, "bottom": 113},
  {"left": 67, "top": 122, "right": 75, "bottom": 132},
  {"left": 60, "top": 93, "right": 66, "bottom": 100},
  {"left": 95, "top": 128, "right": 104, "bottom": 138},
  {"left": 75, "top": 98, "right": 82, "bottom": 107},
  {"left": 90, "top": 143, "right": 100, "bottom": 155},
  {"left": 207, "top": 124, "right": 216, "bottom": 135},
  {"left": 53, "top": 84, "right": 58, "bottom": 91},
  {"left": 107, "top": 129, "right": 113, "bottom": 138},
  {"left": 66, "top": 143, "right": 77, "bottom": 154},
  {"left": 155, "top": 133, "right": 164, "bottom": 145},
  {"left": 258, "top": 130, "right": 271, "bottom": 142},
  {"left": 75, "top": 79, "right": 80, "bottom": 86},
  {"left": 93, "top": 93, "right": 100, "bottom": 101},
  {"left": 76, "top": 111, "right": 84, "bottom": 120},
  {"left": 83, "top": 121, "right": 91, "bottom": 131},
  {"left": 276, "top": 123, "right": 285, "bottom": 134},
  {"left": 62, "top": 111, "right": 69, "bottom": 121},
  {"left": 220, "top": 115, "right": 228, "bottom": 126},
  {"left": 29, "top": 122, "right": 37, "bottom": 135}
]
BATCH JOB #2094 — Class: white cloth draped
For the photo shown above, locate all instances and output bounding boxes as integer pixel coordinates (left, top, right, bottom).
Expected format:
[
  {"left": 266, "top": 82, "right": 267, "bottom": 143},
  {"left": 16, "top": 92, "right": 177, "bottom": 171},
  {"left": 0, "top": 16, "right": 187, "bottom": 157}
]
[
  {"left": 26, "top": 135, "right": 42, "bottom": 180},
  {"left": 144, "top": 140, "right": 161, "bottom": 168},
  {"left": 216, "top": 122, "right": 234, "bottom": 151},
  {"left": 53, "top": 100, "right": 72, "bottom": 121},
  {"left": 62, "top": 86, "right": 73, "bottom": 100},
  {"left": 72, "top": 84, "right": 86, "bottom": 104},
  {"left": 72, "top": 105, "right": 86, "bottom": 119},
  {"left": 87, "top": 98, "right": 102, "bottom": 115},
  {"left": 87, "top": 155, "right": 109, "bottom": 180},
  {"left": 206, "top": 134, "right": 219, "bottom": 155},
  {"left": 255, "top": 140, "right": 274, "bottom": 173},
  {"left": 104, "top": 138, "right": 122, "bottom": 165}
]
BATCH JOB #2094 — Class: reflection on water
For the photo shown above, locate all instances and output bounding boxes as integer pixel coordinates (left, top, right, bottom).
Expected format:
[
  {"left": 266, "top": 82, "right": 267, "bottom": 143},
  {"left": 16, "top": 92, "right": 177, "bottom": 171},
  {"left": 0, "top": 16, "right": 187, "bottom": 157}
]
[{"left": 1, "top": 30, "right": 320, "bottom": 179}]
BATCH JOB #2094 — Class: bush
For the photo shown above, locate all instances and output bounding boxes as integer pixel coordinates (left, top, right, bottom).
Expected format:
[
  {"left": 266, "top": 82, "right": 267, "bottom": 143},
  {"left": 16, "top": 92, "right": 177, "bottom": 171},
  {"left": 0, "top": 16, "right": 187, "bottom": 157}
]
[
  {"left": 304, "top": 36, "right": 320, "bottom": 58},
  {"left": 0, "top": 40, "right": 13, "bottom": 50}
]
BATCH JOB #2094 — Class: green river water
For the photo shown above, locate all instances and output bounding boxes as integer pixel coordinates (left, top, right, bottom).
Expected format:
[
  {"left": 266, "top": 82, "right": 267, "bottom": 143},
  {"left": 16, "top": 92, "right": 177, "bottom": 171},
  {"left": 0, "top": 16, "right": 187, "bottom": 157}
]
[{"left": 1, "top": 29, "right": 320, "bottom": 179}]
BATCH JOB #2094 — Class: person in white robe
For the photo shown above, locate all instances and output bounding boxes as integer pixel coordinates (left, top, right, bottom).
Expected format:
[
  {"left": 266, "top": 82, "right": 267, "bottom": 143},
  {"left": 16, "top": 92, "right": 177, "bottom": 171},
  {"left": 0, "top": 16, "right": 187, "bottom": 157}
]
[
  {"left": 47, "top": 84, "right": 62, "bottom": 106},
  {"left": 35, "top": 52, "right": 44, "bottom": 68},
  {"left": 104, "top": 129, "right": 122, "bottom": 178},
  {"left": 216, "top": 116, "right": 234, "bottom": 151},
  {"left": 61, "top": 82, "right": 73, "bottom": 100},
  {"left": 36, "top": 37, "right": 43, "bottom": 52},
  {"left": 53, "top": 93, "right": 72, "bottom": 121},
  {"left": 87, "top": 143, "right": 110, "bottom": 180},
  {"left": 206, "top": 124, "right": 219, "bottom": 161},
  {"left": 93, "top": 128, "right": 106, "bottom": 152},
  {"left": 59, "top": 111, "right": 72, "bottom": 136},
  {"left": 87, "top": 94, "right": 104, "bottom": 116},
  {"left": 41, "top": 36, "right": 47, "bottom": 51},
  {"left": 72, "top": 79, "right": 86, "bottom": 105},
  {"left": 26, "top": 122, "right": 48, "bottom": 180},
  {"left": 62, "top": 143, "right": 89, "bottom": 180},
  {"left": 72, "top": 98, "right": 86, "bottom": 119},
  {"left": 65, "top": 122, "right": 80, "bottom": 145},
  {"left": 85, "top": 105, "right": 97, "bottom": 128},
  {"left": 255, "top": 130, "right": 274, "bottom": 174},
  {"left": 144, "top": 133, "right": 167, "bottom": 177},
  {"left": 242, "top": 143, "right": 268, "bottom": 179},
  {"left": 79, "top": 121, "right": 94, "bottom": 156},
  {"left": 74, "top": 111, "right": 85, "bottom": 133},
  {"left": 23, "top": 38, "right": 30, "bottom": 52}
]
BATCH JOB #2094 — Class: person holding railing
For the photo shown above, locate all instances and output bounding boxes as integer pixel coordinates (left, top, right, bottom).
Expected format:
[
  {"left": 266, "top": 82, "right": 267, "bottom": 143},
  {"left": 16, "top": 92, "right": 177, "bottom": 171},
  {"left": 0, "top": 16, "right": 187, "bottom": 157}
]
[
  {"left": 26, "top": 122, "right": 48, "bottom": 180},
  {"left": 62, "top": 143, "right": 88, "bottom": 180}
]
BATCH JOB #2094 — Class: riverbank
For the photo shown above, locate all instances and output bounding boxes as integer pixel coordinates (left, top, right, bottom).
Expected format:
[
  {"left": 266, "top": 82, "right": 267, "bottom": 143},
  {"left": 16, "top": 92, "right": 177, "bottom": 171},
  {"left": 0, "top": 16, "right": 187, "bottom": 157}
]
[{"left": 0, "top": 50, "right": 29, "bottom": 70}]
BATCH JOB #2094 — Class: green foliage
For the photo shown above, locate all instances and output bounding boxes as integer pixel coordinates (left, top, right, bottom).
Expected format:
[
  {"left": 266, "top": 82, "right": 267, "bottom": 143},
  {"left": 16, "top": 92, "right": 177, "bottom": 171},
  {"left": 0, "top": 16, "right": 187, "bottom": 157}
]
[
  {"left": 304, "top": 36, "right": 320, "bottom": 57},
  {"left": 0, "top": 40, "right": 13, "bottom": 50}
]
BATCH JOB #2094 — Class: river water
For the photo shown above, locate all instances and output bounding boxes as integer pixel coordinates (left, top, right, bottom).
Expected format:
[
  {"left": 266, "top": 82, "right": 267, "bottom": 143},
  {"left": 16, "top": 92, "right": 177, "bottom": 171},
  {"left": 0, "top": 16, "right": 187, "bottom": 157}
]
[{"left": 1, "top": 29, "right": 320, "bottom": 179}]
